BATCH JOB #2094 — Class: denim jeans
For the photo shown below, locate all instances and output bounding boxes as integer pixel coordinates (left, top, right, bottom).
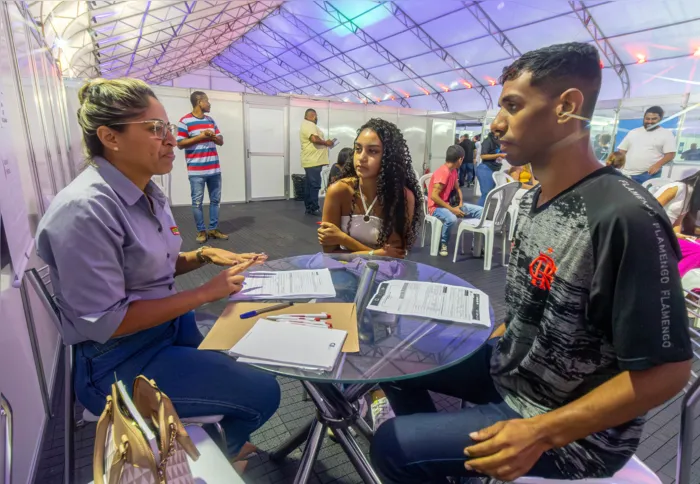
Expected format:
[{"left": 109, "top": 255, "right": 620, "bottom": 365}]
[
  {"left": 371, "top": 340, "right": 604, "bottom": 483},
  {"left": 304, "top": 165, "right": 323, "bottom": 212},
  {"left": 459, "top": 162, "right": 475, "bottom": 185},
  {"left": 476, "top": 163, "right": 496, "bottom": 206},
  {"left": 629, "top": 171, "right": 661, "bottom": 185},
  {"left": 189, "top": 174, "right": 222, "bottom": 232},
  {"left": 433, "top": 204, "right": 483, "bottom": 246},
  {"left": 74, "top": 311, "right": 280, "bottom": 456}
]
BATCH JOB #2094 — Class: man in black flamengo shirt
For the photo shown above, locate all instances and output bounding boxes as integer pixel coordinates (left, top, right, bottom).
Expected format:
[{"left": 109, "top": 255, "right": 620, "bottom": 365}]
[{"left": 370, "top": 42, "right": 692, "bottom": 484}]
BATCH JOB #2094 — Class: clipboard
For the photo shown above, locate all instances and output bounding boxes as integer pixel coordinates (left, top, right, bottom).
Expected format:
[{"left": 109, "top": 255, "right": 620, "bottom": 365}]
[{"left": 198, "top": 302, "right": 359, "bottom": 353}]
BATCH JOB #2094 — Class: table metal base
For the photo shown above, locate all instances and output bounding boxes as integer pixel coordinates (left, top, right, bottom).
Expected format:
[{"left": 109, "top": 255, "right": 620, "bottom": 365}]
[{"left": 270, "top": 381, "right": 381, "bottom": 484}]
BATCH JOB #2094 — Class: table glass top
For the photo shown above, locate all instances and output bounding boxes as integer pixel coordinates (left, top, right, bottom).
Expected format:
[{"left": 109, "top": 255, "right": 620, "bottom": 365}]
[{"left": 232, "top": 253, "right": 494, "bottom": 383}]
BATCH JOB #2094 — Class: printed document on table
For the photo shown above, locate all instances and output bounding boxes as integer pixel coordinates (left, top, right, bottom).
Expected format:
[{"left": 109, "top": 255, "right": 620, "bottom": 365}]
[
  {"left": 367, "top": 280, "right": 490, "bottom": 327},
  {"left": 230, "top": 268, "right": 336, "bottom": 300}
]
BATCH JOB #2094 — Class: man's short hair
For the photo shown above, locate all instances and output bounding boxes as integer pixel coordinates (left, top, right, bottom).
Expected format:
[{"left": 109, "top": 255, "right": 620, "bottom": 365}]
[
  {"left": 645, "top": 106, "right": 664, "bottom": 118},
  {"left": 190, "top": 91, "right": 206, "bottom": 107},
  {"left": 304, "top": 108, "right": 317, "bottom": 119},
  {"left": 446, "top": 144, "right": 465, "bottom": 163},
  {"left": 499, "top": 42, "right": 602, "bottom": 119}
]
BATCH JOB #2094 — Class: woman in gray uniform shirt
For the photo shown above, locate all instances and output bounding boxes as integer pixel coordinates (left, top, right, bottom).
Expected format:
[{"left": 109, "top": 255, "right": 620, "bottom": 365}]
[{"left": 35, "top": 78, "right": 280, "bottom": 467}]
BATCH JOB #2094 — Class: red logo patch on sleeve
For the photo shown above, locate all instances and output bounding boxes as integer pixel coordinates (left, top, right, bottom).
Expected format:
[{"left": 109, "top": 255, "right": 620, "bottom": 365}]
[{"left": 170, "top": 226, "right": 180, "bottom": 235}]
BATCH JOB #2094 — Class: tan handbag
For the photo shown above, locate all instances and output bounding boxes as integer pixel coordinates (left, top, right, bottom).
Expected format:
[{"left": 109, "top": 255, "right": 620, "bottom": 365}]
[{"left": 93, "top": 376, "right": 201, "bottom": 484}]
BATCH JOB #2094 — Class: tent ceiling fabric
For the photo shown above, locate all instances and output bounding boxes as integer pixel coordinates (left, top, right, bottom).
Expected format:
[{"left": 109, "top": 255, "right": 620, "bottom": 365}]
[{"left": 31, "top": 0, "right": 700, "bottom": 111}]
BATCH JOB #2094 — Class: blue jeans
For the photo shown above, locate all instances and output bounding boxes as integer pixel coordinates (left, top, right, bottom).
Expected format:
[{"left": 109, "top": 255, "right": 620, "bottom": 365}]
[
  {"left": 630, "top": 171, "right": 661, "bottom": 184},
  {"left": 371, "top": 339, "right": 625, "bottom": 483},
  {"left": 304, "top": 165, "right": 323, "bottom": 212},
  {"left": 189, "top": 174, "right": 222, "bottom": 232},
  {"left": 433, "top": 204, "right": 483, "bottom": 246},
  {"left": 459, "top": 162, "right": 475, "bottom": 185},
  {"left": 74, "top": 311, "right": 280, "bottom": 456},
  {"left": 476, "top": 163, "right": 496, "bottom": 206}
]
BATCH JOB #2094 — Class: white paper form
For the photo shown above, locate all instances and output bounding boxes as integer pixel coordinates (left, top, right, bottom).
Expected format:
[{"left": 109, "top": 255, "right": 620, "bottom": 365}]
[
  {"left": 230, "top": 269, "right": 337, "bottom": 300},
  {"left": 367, "top": 280, "right": 490, "bottom": 327}
]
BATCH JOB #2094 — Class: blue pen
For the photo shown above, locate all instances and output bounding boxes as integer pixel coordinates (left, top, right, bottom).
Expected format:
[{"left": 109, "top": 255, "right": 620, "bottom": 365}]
[{"left": 240, "top": 302, "right": 294, "bottom": 319}]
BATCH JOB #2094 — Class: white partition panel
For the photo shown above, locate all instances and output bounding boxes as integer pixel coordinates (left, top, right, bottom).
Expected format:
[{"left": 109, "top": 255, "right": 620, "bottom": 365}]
[
  {"left": 428, "top": 118, "right": 456, "bottom": 172},
  {"left": 398, "top": 115, "right": 428, "bottom": 175},
  {"left": 329, "top": 105, "right": 366, "bottom": 163},
  {"left": 246, "top": 104, "right": 286, "bottom": 200},
  {"left": 153, "top": 87, "right": 246, "bottom": 207}
]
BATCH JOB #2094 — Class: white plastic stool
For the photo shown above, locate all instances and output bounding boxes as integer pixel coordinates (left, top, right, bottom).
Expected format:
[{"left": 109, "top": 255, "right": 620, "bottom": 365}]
[{"left": 513, "top": 455, "right": 660, "bottom": 484}]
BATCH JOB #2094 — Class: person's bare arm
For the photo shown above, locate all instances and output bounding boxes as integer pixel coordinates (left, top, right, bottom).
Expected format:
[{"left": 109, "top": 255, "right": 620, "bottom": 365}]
[
  {"left": 175, "top": 250, "right": 206, "bottom": 276},
  {"left": 310, "top": 134, "right": 332, "bottom": 147},
  {"left": 211, "top": 135, "right": 224, "bottom": 146},
  {"left": 480, "top": 153, "right": 503, "bottom": 161},
  {"left": 430, "top": 183, "right": 453, "bottom": 210},
  {"left": 649, "top": 152, "right": 676, "bottom": 174},
  {"left": 320, "top": 182, "right": 372, "bottom": 253},
  {"left": 177, "top": 133, "right": 207, "bottom": 149},
  {"left": 655, "top": 186, "right": 679, "bottom": 207},
  {"left": 536, "top": 361, "right": 690, "bottom": 447},
  {"left": 112, "top": 289, "right": 209, "bottom": 337}
]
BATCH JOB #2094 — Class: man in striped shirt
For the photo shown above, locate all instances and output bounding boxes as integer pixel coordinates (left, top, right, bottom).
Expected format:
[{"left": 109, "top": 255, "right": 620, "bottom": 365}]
[{"left": 177, "top": 91, "right": 227, "bottom": 243}]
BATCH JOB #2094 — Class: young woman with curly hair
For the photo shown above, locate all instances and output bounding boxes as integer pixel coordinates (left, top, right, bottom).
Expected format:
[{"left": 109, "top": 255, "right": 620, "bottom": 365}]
[{"left": 318, "top": 118, "right": 423, "bottom": 258}]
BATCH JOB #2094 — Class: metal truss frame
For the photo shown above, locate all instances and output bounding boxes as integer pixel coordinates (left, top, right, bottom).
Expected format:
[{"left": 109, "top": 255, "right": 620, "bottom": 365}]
[
  {"left": 317, "top": 0, "right": 449, "bottom": 111},
  {"left": 207, "top": 62, "right": 266, "bottom": 95},
  {"left": 276, "top": 6, "right": 409, "bottom": 107},
  {"left": 569, "top": 0, "right": 631, "bottom": 98},
  {"left": 103, "top": 2, "right": 278, "bottom": 80},
  {"left": 225, "top": 39, "right": 336, "bottom": 97},
  {"left": 214, "top": 56, "right": 279, "bottom": 95},
  {"left": 463, "top": 1, "right": 521, "bottom": 59},
  {"left": 384, "top": 1, "right": 492, "bottom": 108},
  {"left": 241, "top": 21, "right": 380, "bottom": 104}
]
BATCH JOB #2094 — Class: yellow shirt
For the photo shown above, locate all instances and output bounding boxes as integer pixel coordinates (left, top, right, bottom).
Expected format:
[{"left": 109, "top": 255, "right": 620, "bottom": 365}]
[
  {"left": 518, "top": 170, "right": 532, "bottom": 184},
  {"left": 300, "top": 119, "right": 330, "bottom": 168}
]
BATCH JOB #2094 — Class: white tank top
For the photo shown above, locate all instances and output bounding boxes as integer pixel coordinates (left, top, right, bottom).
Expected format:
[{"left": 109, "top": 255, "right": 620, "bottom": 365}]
[{"left": 340, "top": 189, "right": 382, "bottom": 249}]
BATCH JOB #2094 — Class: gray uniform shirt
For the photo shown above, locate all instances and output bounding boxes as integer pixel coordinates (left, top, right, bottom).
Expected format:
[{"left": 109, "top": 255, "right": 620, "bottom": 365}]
[{"left": 36, "top": 156, "right": 182, "bottom": 345}]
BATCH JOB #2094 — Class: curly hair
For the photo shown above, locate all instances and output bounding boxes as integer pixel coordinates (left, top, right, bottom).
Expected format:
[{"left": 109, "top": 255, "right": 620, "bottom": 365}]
[{"left": 340, "top": 118, "right": 423, "bottom": 249}]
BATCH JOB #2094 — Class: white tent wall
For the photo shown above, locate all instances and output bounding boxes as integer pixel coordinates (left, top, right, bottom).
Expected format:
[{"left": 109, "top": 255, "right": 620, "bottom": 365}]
[{"left": 1, "top": 3, "right": 75, "bottom": 484}]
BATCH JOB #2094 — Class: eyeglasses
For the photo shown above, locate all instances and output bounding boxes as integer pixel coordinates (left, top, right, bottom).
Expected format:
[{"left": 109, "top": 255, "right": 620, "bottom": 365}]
[{"left": 108, "top": 119, "right": 178, "bottom": 140}]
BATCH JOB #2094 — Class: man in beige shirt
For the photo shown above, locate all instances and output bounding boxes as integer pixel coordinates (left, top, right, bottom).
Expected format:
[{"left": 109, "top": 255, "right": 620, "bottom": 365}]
[{"left": 300, "top": 108, "right": 333, "bottom": 215}]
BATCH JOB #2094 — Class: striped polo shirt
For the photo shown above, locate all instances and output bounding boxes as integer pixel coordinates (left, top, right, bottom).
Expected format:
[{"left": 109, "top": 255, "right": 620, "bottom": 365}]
[{"left": 177, "top": 113, "right": 221, "bottom": 176}]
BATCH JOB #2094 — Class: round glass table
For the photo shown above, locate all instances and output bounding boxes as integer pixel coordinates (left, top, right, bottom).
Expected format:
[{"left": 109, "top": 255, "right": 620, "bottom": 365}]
[{"left": 240, "top": 253, "right": 495, "bottom": 484}]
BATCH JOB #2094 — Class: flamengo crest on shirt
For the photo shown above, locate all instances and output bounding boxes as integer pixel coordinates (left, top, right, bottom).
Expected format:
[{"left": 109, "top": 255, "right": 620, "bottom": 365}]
[
  {"left": 529, "top": 247, "right": 557, "bottom": 290},
  {"left": 170, "top": 226, "right": 180, "bottom": 235}
]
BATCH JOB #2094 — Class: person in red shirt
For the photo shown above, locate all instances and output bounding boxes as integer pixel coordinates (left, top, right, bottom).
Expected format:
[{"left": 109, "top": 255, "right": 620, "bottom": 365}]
[{"left": 429, "top": 145, "right": 483, "bottom": 256}]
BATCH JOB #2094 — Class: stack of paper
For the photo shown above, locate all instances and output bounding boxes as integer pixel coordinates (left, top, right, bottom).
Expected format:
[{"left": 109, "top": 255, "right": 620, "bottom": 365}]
[
  {"left": 229, "top": 319, "right": 347, "bottom": 371},
  {"left": 231, "top": 269, "right": 337, "bottom": 300},
  {"left": 367, "top": 280, "right": 491, "bottom": 327}
]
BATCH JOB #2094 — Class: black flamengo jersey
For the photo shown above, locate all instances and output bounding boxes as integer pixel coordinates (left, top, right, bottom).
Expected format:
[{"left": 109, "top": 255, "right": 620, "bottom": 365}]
[{"left": 491, "top": 166, "right": 692, "bottom": 478}]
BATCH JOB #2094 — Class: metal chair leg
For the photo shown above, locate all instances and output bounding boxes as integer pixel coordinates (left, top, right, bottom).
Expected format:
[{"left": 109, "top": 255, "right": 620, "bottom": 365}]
[
  {"left": 64, "top": 345, "right": 74, "bottom": 484},
  {"left": 213, "top": 421, "right": 227, "bottom": 451}
]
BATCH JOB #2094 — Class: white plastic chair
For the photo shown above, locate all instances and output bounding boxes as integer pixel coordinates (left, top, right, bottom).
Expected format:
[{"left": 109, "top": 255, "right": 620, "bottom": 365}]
[
  {"left": 493, "top": 171, "right": 520, "bottom": 241},
  {"left": 419, "top": 173, "right": 444, "bottom": 256},
  {"left": 642, "top": 177, "right": 673, "bottom": 195},
  {"left": 452, "top": 182, "right": 520, "bottom": 270},
  {"left": 90, "top": 425, "right": 245, "bottom": 484},
  {"left": 319, "top": 165, "right": 331, "bottom": 199}
]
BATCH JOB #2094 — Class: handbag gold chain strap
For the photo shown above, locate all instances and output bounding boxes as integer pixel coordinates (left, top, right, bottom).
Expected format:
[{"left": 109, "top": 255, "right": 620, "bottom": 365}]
[{"left": 156, "top": 420, "right": 178, "bottom": 482}]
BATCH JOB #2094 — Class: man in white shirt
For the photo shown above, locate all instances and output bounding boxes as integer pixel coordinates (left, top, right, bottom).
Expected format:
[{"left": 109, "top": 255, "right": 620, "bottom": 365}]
[
  {"left": 618, "top": 106, "right": 677, "bottom": 184},
  {"left": 300, "top": 108, "right": 333, "bottom": 216}
]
